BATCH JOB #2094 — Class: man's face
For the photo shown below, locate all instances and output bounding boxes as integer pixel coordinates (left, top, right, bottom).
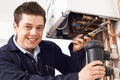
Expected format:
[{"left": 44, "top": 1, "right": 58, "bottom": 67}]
[{"left": 13, "top": 14, "right": 44, "bottom": 52}]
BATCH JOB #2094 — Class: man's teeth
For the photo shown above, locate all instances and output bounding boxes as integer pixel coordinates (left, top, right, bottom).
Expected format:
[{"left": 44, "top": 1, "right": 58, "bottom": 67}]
[{"left": 28, "top": 38, "right": 37, "bottom": 41}]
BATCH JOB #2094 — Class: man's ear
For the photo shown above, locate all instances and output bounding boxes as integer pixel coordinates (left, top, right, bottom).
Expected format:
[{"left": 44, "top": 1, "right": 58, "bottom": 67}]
[{"left": 13, "top": 22, "right": 18, "bottom": 32}]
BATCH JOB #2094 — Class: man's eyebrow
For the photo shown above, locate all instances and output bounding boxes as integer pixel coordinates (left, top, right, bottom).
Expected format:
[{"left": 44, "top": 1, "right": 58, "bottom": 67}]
[
  {"left": 38, "top": 24, "right": 44, "bottom": 26},
  {"left": 24, "top": 23, "right": 32, "bottom": 25}
]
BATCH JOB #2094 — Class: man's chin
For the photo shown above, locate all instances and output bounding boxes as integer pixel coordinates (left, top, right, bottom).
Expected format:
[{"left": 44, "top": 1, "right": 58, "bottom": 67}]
[{"left": 27, "top": 45, "right": 37, "bottom": 49}]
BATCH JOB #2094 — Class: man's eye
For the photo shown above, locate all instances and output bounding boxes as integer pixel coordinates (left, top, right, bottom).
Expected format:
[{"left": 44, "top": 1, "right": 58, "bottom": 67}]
[
  {"left": 25, "top": 26, "right": 31, "bottom": 29},
  {"left": 37, "top": 26, "right": 44, "bottom": 30}
]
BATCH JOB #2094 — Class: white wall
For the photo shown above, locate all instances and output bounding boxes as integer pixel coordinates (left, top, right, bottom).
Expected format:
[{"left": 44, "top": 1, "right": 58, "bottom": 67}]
[{"left": 116, "top": 21, "right": 120, "bottom": 55}]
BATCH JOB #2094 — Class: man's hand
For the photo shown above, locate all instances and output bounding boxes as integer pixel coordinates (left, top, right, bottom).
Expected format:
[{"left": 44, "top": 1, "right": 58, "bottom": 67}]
[
  {"left": 73, "top": 34, "right": 91, "bottom": 52},
  {"left": 78, "top": 61, "right": 105, "bottom": 80}
]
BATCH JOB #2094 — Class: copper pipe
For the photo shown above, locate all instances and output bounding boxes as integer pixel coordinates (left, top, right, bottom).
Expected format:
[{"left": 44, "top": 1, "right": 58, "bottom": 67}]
[{"left": 82, "top": 15, "right": 94, "bottom": 21}]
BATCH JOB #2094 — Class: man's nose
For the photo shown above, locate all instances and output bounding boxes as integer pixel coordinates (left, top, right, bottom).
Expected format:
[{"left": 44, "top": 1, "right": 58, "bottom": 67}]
[{"left": 30, "top": 28, "right": 37, "bottom": 35}]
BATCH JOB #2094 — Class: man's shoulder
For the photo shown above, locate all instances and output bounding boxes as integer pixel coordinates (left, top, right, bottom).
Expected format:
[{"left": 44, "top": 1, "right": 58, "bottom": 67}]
[
  {"left": 0, "top": 44, "right": 7, "bottom": 51},
  {"left": 40, "top": 40, "right": 57, "bottom": 46},
  {"left": 0, "top": 45, "right": 12, "bottom": 58},
  {"left": 39, "top": 40, "right": 60, "bottom": 50}
]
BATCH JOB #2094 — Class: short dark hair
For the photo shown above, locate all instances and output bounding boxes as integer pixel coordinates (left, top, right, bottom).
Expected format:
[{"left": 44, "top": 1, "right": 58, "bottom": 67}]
[{"left": 14, "top": 1, "right": 46, "bottom": 24}]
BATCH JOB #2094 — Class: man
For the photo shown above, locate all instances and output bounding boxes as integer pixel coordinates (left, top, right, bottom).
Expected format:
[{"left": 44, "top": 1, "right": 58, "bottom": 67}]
[{"left": 0, "top": 1, "right": 105, "bottom": 80}]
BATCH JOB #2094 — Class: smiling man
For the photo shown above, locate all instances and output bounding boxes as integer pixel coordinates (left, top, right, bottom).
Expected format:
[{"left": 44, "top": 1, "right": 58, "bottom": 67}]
[
  {"left": 13, "top": 13, "right": 44, "bottom": 53},
  {"left": 0, "top": 1, "right": 105, "bottom": 80}
]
